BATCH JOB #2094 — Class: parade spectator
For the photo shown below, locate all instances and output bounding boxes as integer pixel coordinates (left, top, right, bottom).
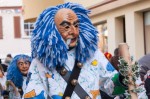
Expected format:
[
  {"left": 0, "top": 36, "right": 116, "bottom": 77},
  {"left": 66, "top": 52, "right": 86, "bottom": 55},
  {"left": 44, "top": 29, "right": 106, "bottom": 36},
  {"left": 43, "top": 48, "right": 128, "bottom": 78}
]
[
  {"left": 0, "top": 64, "right": 7, "bottom": 99},
  {"left": 138, "top": 53, "right": 150, "bottom": 98},
  {"left": 110, "top": 48, "right": 119, "bottom": 71},
  {"left": 138, "top": 53, "right": 150, "bottom": 81},
  {"left": 6, "top": 54, "right": 31, "bottom": 99},
  {"left": 0, "top": 59, "right": 8, "bottom": 73},
  {"left": 4, "top": 54, "right": 13, "bottom": 66},
  {"left": 144, "top": 70, "right": 150, "bottom": 98}
]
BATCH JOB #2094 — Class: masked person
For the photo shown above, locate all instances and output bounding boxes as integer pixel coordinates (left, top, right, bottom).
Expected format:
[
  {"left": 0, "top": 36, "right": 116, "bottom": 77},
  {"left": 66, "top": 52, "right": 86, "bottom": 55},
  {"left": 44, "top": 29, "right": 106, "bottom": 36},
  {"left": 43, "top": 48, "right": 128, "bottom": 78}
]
[
  {"left": 24, "top": 2, "right": 147, "bottom": 99},
  {"left": 138, "top": 53, "right": 150, "bottom": 98},
  {"left": 6, "top": 54, "right": 31, "bottom": 99}
]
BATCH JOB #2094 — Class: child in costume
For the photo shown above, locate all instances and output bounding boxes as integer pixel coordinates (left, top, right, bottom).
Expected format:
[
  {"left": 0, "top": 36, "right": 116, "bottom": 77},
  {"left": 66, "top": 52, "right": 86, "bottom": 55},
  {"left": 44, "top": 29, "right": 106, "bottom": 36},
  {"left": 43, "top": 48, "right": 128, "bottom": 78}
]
[
  {"left": 24, "top": 2, "right": 147, "bottom": 99},
  {"left": 6, "top": 54, "right": 31, "bottom": 99}
]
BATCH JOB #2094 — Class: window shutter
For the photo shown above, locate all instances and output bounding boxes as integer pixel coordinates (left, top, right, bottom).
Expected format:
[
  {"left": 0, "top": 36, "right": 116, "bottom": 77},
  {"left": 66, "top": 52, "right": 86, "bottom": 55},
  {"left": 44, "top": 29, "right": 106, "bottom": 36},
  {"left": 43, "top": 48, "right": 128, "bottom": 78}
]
[{"left": 14, "top": 16, "right": 21, "bottom": 38}]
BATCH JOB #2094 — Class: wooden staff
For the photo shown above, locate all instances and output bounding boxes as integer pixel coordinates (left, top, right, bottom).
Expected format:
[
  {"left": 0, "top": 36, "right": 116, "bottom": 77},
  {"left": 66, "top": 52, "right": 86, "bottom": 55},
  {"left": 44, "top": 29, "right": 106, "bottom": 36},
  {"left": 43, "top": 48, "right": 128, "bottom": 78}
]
[
  {"left": 119, "top": 43, "right": 138, "bottom": 99},
  {"left": 0, "top": 83, "right": 3, "bottom": 91}
]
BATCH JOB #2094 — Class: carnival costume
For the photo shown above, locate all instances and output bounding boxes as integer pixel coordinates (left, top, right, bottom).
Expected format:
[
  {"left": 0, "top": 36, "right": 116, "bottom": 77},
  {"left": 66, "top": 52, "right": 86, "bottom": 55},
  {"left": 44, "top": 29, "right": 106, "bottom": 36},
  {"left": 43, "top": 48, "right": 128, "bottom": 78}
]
[
  {"left": 7, "top": 54, "right": 31, "bottom": 99},
  {"left": 24, "top": 2, "right": 147, "bottom": 99}
]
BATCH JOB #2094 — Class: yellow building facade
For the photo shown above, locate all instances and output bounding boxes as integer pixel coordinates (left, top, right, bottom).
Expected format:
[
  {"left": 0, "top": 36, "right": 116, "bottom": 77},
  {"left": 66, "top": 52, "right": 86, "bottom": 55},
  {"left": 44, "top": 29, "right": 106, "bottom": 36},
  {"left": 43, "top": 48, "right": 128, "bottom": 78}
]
[
  {"left": 22, "top": 0, "right": 150, "bottom": 60},
  {"left": 88, "top": 0, "right": 150, "bottom": 60},
  {"left": 23, "top": 0, "right": 64, "bottom": 22},
  {"left": 22, "top": 0, "right": 64, "bottom": 43},
  {"left": 65, "top": 0, "right": 150, "bottom": 60}
]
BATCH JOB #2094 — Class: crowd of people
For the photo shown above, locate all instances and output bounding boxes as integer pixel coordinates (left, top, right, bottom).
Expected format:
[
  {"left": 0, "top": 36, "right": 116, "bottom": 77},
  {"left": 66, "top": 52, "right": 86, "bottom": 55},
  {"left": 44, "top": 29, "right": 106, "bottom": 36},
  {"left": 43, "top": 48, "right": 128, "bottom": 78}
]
[
  {"left": 0, "top": 2, "right": 150, "bottom": 99},
  {"left": 0, "top": 54, "right": 31, "bottom": 99}
]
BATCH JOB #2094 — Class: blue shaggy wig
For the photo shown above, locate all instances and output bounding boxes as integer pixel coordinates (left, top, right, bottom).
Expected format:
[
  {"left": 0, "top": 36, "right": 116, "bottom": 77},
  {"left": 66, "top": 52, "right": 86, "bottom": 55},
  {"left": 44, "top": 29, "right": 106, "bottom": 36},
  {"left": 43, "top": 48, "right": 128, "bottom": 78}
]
[
  {"left": 7, "top": 54, "right": 32, "bottom": 88},
  {"left": 32, "top": 2, "right": 99, "bottom": 68}
]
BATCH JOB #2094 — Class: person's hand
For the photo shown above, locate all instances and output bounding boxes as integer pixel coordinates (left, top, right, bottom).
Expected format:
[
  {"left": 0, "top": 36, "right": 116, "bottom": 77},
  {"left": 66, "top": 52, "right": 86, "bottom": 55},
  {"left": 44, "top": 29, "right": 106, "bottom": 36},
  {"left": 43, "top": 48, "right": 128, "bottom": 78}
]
[
  {"left": 7, "top": 80, "right": 20, "bottom": 96},
  {"left": 0, "top": 83, "right": 3, "bottom": 91}
]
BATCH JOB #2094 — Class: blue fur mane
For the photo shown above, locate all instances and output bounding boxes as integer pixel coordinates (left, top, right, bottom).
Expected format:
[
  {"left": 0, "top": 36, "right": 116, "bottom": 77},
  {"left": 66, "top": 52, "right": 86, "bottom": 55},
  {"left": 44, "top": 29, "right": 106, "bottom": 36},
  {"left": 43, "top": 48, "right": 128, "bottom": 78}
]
[
  {"left": 32, "top": 2, "right": 98, "bottom": 68},
  {"left": 7, "top": 54, "right": 31, "bottom": 88}
]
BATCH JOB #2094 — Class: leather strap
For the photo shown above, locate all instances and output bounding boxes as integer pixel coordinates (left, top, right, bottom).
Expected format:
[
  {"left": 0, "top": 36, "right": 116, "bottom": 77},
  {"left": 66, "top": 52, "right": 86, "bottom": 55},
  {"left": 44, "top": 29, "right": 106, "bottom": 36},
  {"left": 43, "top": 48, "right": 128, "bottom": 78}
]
[{"left": 56, "top": 60, "right": 91, "bottom": 99}]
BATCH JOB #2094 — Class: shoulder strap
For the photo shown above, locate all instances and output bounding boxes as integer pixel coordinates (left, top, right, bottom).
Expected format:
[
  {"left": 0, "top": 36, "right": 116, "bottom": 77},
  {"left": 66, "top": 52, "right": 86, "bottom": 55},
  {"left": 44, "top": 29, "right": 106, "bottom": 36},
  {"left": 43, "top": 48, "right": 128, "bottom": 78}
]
[
  {"left": 62, "top": 60, "right": 80, "bottom": 98},
  {"left": 56, "top": 60, "right": 91, "bottom": 99}
]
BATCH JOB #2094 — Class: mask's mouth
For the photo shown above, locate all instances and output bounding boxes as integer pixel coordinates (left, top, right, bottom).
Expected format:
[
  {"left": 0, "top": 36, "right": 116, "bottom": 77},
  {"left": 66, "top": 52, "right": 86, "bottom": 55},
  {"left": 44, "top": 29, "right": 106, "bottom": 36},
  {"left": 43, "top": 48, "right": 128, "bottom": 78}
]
[
  {"left": 21, "top": 70, "right": 28, "bottom": 75},
  {"left": 66, "top": 39, "right": 71, "bottom": 48},
  {"left": 65, "top": 38, "right": 78, "bottom": 49},
  {"left": 21, "top": 69, "right": 28, "bottom": 72}
]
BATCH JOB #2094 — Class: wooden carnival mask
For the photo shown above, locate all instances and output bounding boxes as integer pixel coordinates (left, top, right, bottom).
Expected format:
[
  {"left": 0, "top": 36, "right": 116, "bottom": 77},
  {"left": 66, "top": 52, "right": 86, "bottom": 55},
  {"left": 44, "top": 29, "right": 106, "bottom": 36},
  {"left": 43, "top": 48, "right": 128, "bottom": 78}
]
[
  {"left": 17, "top": 58, "right": 30, "bottom": 76},
  {"left": 54, "top": 8, "right": 79, "bottom": 47}
]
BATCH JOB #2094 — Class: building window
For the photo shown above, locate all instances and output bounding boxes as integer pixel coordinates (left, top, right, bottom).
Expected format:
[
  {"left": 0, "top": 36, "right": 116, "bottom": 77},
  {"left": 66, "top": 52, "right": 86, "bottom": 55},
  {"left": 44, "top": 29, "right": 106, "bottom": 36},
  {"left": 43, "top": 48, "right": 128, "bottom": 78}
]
[
  {"left": 24, "top": 22, "right": 34, "bottom": 37},
  {"left": 96, "top": 22, "right": 108, "bottom": 53}
]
